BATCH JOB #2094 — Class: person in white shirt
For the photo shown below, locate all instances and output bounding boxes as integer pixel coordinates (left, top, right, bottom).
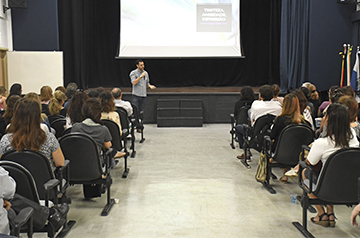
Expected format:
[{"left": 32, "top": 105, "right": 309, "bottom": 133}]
[
  {"left": 235, "top": 85, "right": 281, "bottom": 159},
  {"left": 111, "top": 88, "right": 133, "bottom": 117},
  {"left": 0, "top": 166, "right": 16, "bottom": 235}
]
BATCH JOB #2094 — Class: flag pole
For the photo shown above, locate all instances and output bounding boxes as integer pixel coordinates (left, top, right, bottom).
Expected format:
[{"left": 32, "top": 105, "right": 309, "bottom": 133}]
[
  {"left": 340, "top": 44, "right": 347, "bottom": 87},
  {"left": 347, "top": 44, "right": 353, "bottom": 86}
]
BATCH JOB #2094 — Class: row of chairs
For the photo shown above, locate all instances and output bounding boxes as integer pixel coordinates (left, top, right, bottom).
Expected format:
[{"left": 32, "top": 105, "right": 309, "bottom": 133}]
[{"left": 230, "top": 107, "right": 360, "bottom": 237}]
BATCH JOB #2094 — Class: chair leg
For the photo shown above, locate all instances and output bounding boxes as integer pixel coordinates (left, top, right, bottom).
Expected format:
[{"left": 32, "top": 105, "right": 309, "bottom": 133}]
[
  {"left": 101, "top": 178, "right": 115, "bottom": 216},
  {"left": 131, "top": 132, "right": 136, "bottom": 158},
  {"left": 293, "top": 193, "right": 315, "bottom": 238},
  {"left": 122, "top": 154, "right": 130, "bottom": 178},
  {"left": 240, "top": 144, "right": 251, "bottom": 169},
  {"left": 262, "top": 163, "right": 276, "bottom": 194}
]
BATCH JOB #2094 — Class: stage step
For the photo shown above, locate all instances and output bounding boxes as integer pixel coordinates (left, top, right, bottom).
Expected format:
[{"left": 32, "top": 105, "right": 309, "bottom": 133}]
[{"left": 157, "top": 99, "right": 203, "bottom": 127}]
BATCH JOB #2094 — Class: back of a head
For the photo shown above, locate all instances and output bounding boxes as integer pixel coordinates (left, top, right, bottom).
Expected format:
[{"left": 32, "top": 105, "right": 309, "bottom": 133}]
[
  {"left": 68, "top": 91, "right": 89, "bottom": 124},
  {"left": 300, "top": 87, "right": 310, "bottom": 100},
  {"left": 99, "top": 91, "right": 115, "bottom": 113},
  {"left": 342, "top": 86, "right": 355, "bottom": 98},
  {"left": 292, "top": 89, "right": 307, "bottom": 113},
  {"left": 3, "top": 95, "right": 21, "bottom": 124},
  {"left": 272, "top": 84, "right": 280, "bottom": 97},
  {"left": 111, "top": 88, "right": 121, "bottom": 99},
  {"left": 9, "top": 98, "right": 46, "bottom": 151},
  {"left": 326, "top": 103, "right": 351, "bottom": 148},
  {"left": 65, "top": 82, "right": 78, "bottom": 100},
  {"left": 0, "top": 86, "right": 6, "bottom": 96},
  {"left": 338, "top": 95, "right": 358, "bottom": 122},
  {"left": 55, "top": 86, "right": 66, "bottom": 94},
  {"left": 280, "top": 93, "right": 299, "bottom": 119},
  {"left": 259, "top": 85, "right": 273, "bottom": 101},
  {"left": 9, "top": 83, "right": 22, "bottom": 97},
  {"left": 82, "top": 98, "right": 102, "bottom": 124},
  {"left": 240, "top": 86, "right": 255, "bottom": 101},
  {"left": 87, "top": 90, "right": 99, "bottom": 98},
  {"left": 40, "top": 86, "right": 53, "bottom": 102},
  {"left": 49, "top": 90, "right": 66, "bottom": 115}
]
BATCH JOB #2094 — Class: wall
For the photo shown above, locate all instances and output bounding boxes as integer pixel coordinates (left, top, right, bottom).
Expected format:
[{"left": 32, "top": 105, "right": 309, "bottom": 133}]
[
  {"left": 11, "top": 0, "right": 59, "bottom": 51},
  {"left": 308, "top": 1, "right": 354, "bottom": 90}
]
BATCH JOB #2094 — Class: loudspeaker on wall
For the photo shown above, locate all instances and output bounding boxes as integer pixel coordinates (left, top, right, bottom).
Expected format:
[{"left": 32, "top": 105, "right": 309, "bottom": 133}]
[{"left": 8, "top": 0, "right": 27, "bottom": 9}]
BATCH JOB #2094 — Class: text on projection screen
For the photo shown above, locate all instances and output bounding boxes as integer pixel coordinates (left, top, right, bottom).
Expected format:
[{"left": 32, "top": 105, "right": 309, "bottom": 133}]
[{"left": 118, "top": 0, "right": 242, "bottom": 57}]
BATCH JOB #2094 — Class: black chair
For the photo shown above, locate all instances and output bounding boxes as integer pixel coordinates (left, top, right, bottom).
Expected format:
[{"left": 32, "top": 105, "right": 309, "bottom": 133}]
[
  {"left": 230, "top": 105, "right": 251, "bottom": 149},
  {"left": 50, "top": 118, "right": 66, "bottom": 139},
  {"left": 115, "top": 107, "right": 136, "bottom": 158},
  {"left": 102, "top": 119, "right": 130, "bottom": 178},
  {"left": 131, "top": 104, "right": 145, "bottom": 143},
  {"left": 261, "top": 124, "right": 314, "bottom": 194},
  {"left": 1, "top": 150, "right": 70, "bottom": 204},
  {"left": 58, "top": 133, "right": 115, "bottom": 216},
  {"left": 47, "top": 115, "right": 65, "bottom": 125},
  {"left": 0, "top": 161, "right": 75, "bottom": 238},
  {"left": 293, "top": 147, "right": 360, "bottom": 238},
  {"left": 241, "top": 114, "right": 276, "bottom": 168},
  {"left": 8, "top": 207, "right": 34, "bottom": 238}
]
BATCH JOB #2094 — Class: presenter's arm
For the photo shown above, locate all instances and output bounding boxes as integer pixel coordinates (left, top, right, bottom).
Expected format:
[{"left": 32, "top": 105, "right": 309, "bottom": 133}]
[
  {"left": 148, "top": 84, "right": 156, "bottom": 90},
  {"left": 132, "top": 72, "right": 146, "bottom": 85}
]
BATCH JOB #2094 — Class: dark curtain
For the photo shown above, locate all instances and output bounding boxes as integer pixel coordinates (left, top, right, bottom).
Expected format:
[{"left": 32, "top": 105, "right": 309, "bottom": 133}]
[
  {"left": 279, "top": 0, "right": 310, "bottom": 91},
  {"left": 58, "top": 0, "right": 281, "bottom": 89}
]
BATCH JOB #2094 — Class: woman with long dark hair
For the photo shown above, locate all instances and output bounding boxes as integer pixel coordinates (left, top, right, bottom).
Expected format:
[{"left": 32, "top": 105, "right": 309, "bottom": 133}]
[
  {"left": 0, "top": 98, "right": 65, "bottom": 172},
  {"left": 303, "top": 103, "right": 359, "bottom": 227},
  {"left": 66, "top": 91, "right": 89, "bottom": 128}
]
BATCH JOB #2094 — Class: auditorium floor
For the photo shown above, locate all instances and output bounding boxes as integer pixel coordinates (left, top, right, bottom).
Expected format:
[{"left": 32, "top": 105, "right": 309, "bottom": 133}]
[{"left": 44, "top": 124, "right": 359, "bottom": 237}]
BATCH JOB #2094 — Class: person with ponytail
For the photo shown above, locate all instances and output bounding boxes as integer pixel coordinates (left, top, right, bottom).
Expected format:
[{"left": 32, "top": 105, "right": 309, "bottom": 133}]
[{"left": 49, "top": 90, "right": 67, "bottom": 116}]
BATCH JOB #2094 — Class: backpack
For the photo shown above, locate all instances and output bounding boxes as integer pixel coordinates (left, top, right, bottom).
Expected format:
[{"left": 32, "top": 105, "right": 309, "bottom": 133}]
[{"left": 255, "top": 150, "right": 267, "bottom": 182}]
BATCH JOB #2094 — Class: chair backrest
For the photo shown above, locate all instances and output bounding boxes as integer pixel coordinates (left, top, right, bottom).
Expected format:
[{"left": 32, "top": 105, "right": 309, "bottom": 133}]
[
  {"left": 48, "top": 115, "right": 65, "bottom": 125},
  {"left": 249, "top": 114, "right": 276, "bottom": 151},
  {"left": 0, "top": 161, "right": 40, "bottom": 203},
  {"left": 313, "top": 147, "right": 360, "bottom": 204},
  {"left": 59, "top": 133, "right": 104, "bottom": 182},
  {"left": 236, "top": 105, "right": 251, "bottom": 125},
  {"left": 115, "top": 107, "right": 130, "bottom": 130},
  {"left": 273, "top": 124, "right": 314, "bottom": 165},
  {"left": 102, "top": 119, "right": 123, "bottom": 151},
  {"left": 1, "top": 149, "right": 55, "bottom": 201},
  {"left": 50, "top": 118, "right": 66, "bottom": 139}
]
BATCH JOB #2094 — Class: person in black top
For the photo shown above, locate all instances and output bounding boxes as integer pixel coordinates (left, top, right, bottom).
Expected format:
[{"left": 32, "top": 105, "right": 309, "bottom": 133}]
[{"left": 233, "top": 86, "right": 255, "bottom": 119}]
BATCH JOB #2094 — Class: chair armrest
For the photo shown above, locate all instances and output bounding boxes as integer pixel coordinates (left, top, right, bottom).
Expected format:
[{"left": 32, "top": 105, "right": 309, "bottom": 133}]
[
  {"left": 13, "top": 207, "right": 34, "bottom": 228},
  {"left": 44, "top": 179, "right": 60, "bottom": 207},
  {"left": 263, "top": 136, "right": 271, "bottom": 155},
  {"left": 55, "top": 160, "right": 70, "bottom": 195},
  {"left": 298, "top": 160, "right": 315, "bottom": 193}
]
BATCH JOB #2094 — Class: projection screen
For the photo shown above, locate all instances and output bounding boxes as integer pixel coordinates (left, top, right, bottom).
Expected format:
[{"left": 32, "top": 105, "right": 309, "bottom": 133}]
[{"left": 117, "top": 0, "right": 242, "bottom": 58}]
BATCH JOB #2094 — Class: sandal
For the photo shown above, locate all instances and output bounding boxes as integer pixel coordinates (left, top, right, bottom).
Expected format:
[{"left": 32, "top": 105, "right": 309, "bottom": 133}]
[
  {"left": 279, "top": 176, "right": 289, "bottom": 184},
  {"left": 310, "top": 213, "right": 329, "bottom": 227},
  {"left": 327, "top": 213, "right": 337, "bottom": 227}
]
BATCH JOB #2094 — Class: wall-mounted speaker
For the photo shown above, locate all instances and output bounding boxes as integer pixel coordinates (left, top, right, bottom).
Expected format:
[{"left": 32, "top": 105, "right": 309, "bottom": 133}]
[{"left": 8, "top": 0, "right": 27, "bottom": 9}]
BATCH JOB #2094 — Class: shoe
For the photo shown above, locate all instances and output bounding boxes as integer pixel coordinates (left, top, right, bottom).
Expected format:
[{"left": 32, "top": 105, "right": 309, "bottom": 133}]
[
  {"left": 310, "top": 213, "right": 329, "bottom": 227},
  {"left": 237, "top": 154, "right": 250, "bottom": 160},
  {"left": 285, "top": 167, "right": 299, "bottom": 177},
  {"left": 328, "top": 213, "right": 336, "bottom": 227},
  {"left": 279, "top": 176, "right": 289, "bottom": 184}
]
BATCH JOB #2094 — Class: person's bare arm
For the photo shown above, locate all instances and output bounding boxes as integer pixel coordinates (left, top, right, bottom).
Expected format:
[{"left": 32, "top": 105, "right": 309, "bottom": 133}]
[
  {"left": 132, "top": 72, "right": 146, "bottom": 85},
  {"left": 52, "top": 147, "right": 65, "bottom": 167}
]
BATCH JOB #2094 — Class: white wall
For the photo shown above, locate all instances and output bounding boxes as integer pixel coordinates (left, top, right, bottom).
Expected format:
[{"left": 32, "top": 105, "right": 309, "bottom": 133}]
[{"left": 0, "top": 0, "right": 12, "bottom": 49}]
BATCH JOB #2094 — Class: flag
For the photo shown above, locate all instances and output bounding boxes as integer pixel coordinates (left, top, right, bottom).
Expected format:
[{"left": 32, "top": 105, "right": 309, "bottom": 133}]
[{"left": 350, "top": 49, "right": 359, "bottom": 91}]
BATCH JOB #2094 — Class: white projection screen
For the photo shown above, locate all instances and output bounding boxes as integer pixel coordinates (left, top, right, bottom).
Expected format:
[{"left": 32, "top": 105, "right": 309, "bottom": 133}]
[{"left": 118, "top": 0, "right": 242, "bottom": 58}]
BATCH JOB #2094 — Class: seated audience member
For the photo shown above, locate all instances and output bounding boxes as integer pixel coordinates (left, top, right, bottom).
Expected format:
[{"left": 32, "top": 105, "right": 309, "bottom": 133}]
[
  {"left": 8, "top": 83, "right": 22, "bottom": 98},
  {"left": 339, "top": 96, "right": 360, "bottom": 138},
  {"left": 233, "top": 86, "right": 255, "bottom": 120},
  {"left": 65, "top": 91, "right": 89, "bottom": 129},
  {"left": 0, "top": 98, "right": 65, "bottom": 173},
  {"left": 303, "top": 82, "right": 320, "bottom": 114},
  {"left": 87, "top": 90, "right": 99, "bottom": 98},
  {"left": 112, "top": 87, "right": 133, "bottom": 117},
  {"left": 0, "top": 166, "right": 15, "bottom": 235},
  {"left": 271, "top": 84, "right": 284, "bottom": 106},
  {"left": 99, "top": 91, "right": 122, "bottom": 136},
  {"left": 96, "top": 87, "right": 105, "bottom": 95},
  {"left": 270, "top": 93, "right": 309, "bottom": 183},
  {"left": 301, "top": 103, "right": 359, "bottom": 227},
  {"left": 71, "top": 98, "right": 126, "bottom": 164},
  {"left": 40, "top": 86, "right": 53, "bottom": 116},
  {"left": 342, "top": 85, "right": 355, "bottom": 98},
  {"left": 64, "top": 82, "right": 78, "bottom": 109},
  {"left": 49, "top": 90, "right": 67, "bottom": 117},
  {"left": 2, "top": 95, "right": 21, "bottom": 126},
  {"left": 55, "top": 86, "right": 66, "bottom": 94},
  {"left": 318, "top": 85, "right": 339, "bottom": 117},
  {"left": 24, "top": 92, "right": 51, "bottom": 133},
  {"left": 292, "top": 89, "right": 314, "bottom": 130},
  {"left": 235, "top": 85, "right": 282, "bottom": 159},
  {"left": 0, "top": 86, "right": 7, "bottom": 111},
  {"left": 301, "top": 87, "right": 315, "bottom": 119}
]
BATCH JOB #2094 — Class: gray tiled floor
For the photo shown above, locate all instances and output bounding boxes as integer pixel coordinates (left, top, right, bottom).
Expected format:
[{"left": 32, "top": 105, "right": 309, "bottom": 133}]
[{"left": 36, "top": 124, "right": 360, "bottom": 237}]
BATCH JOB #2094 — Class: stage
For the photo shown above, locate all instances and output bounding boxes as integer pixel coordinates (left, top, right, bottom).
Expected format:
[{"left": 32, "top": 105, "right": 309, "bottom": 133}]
[{"left": 93, "top": 87, "right": 260, "bottom": 124}]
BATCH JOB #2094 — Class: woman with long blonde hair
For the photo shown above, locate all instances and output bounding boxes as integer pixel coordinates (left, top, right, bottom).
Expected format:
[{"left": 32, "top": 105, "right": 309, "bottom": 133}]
[{"left": 49, "top": 90, "right": 67, "bottom": 116}]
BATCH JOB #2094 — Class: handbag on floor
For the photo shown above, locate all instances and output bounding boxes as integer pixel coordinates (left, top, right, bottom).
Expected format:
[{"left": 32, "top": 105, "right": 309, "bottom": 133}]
[{"left": 255, "top": 151, "right": 267, "bottom": 182}]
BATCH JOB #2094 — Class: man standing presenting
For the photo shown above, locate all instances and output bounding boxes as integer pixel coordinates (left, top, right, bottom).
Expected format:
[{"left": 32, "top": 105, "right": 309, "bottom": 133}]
[{"left": 129, "top": 59, "right": 156, "bottom": 115}]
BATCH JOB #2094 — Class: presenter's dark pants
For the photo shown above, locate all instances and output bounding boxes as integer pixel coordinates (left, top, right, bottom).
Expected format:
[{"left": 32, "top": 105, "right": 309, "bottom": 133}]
[{"left": 132, "top": 95, "right": 146, "bottom": 114}]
